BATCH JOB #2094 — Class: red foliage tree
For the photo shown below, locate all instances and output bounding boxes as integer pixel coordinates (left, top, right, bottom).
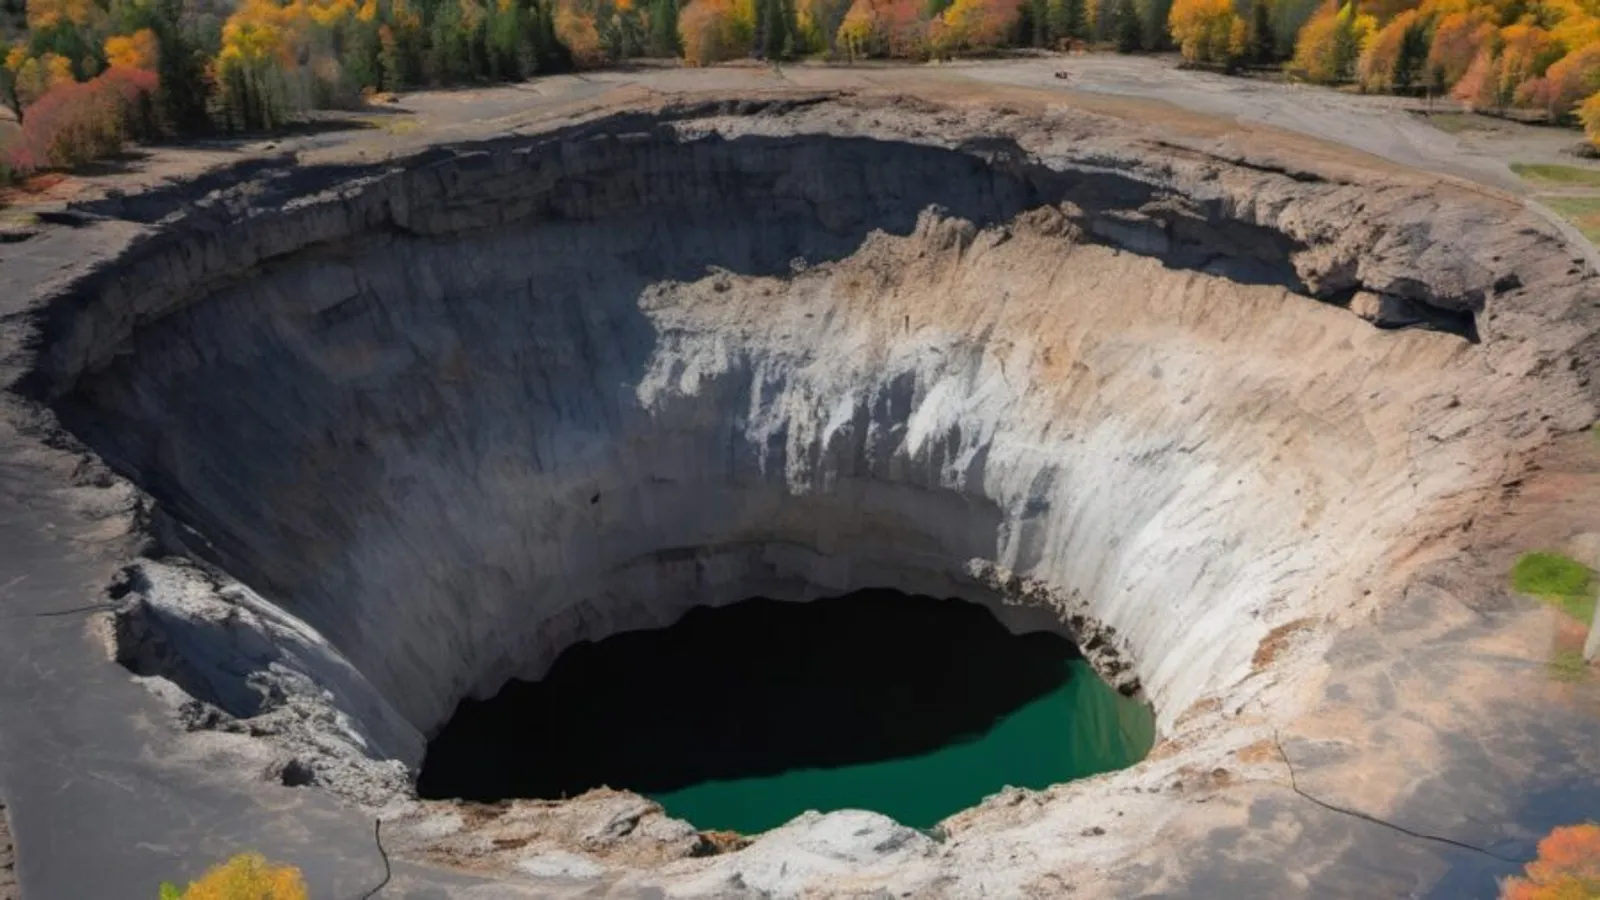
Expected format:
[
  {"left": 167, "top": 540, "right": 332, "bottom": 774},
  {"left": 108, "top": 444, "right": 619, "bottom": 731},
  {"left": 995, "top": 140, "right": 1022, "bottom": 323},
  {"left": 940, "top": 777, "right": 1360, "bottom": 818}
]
[{"left": 3, "top": 66, "right": 158, "bottom": 175}]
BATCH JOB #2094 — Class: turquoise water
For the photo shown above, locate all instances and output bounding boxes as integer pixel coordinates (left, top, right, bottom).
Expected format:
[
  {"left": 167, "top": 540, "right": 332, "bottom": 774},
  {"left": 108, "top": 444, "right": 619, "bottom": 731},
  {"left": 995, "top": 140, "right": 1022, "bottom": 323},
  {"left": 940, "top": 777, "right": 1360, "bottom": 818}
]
[{"left": 419, "top": 590, "right": 1155, "bottom": 833}]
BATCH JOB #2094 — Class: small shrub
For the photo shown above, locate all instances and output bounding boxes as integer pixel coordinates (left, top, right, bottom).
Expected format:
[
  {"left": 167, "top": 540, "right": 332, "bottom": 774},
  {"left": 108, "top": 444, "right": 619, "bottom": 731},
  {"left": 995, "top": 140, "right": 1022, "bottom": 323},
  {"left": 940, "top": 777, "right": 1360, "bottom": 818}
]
[
  {"left": 1511, "top": 551, "right": 1597, "bottom": 624},
  {"left": 160, "top": 852, "right": 308, "bottom": 900}
]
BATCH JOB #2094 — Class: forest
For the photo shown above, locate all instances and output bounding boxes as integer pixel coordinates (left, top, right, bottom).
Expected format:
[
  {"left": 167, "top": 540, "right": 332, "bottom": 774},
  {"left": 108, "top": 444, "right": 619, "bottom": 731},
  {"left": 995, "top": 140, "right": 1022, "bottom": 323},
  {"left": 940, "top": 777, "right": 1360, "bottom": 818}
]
[{"left": 3, "top": 0, "right": 1600, "bottom": 180}]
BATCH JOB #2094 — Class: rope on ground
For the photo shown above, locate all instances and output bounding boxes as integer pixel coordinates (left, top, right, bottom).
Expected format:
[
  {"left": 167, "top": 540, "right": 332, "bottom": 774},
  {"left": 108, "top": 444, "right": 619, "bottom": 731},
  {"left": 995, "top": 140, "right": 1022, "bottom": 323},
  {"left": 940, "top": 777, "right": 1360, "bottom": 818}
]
[
  {"left": 356, "top": 818, "right": 392, "bottom": 900},
  {"left": 1273, "top": 730, "right": 1523, "bottom": 864}
]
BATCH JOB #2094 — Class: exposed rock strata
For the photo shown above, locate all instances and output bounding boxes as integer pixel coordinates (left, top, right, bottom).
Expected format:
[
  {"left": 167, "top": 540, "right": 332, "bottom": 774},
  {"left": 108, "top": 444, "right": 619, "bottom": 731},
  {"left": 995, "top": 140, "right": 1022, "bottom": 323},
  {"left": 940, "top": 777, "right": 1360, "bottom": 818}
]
[{"left": 14, "top": 93, "right": 1599, "bottom": 896}]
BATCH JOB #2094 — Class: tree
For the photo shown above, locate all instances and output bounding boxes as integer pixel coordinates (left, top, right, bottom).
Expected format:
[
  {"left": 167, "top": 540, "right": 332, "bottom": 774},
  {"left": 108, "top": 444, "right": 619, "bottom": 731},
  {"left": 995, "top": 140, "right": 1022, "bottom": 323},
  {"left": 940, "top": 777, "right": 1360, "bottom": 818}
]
[
  {"left": 1425, "top": 9, "right": 1494, "bottom": 89},
  {"left": 1290, "top": 0, "right": 1371, "bottom": 83},
  {"left": 1168, "top": 0, "right": 1239, "bottom": 64},
  {"left": 1517, "top": 42, "right": 1600, "bottom": 119},
  {"left": 1243, "top": 0, "right": 1272, "bottom": 63},
  {"left": 648, "top": 0, "right": 681, "bottom": 53},
  {"left": 104, "top": 28, "right": 157, "bottom": 69},
  {"left": 1114, "top": 0, "right": 1140, "bottom": 49},
  {"left": 1358, "top": 8, "right": 1423, "bottom": 90},
  {"left": 679, "top": 0, "right": 754, "bottom": 62},
  {"left": 1500, "top": 823, "right": 1600, "bottom": 899},
  {"left": 151, "top": 0, "right": 209, "bottom": 134},
  {"left": 1047, "top": 0, "right": 1086, "bottom": 45}
]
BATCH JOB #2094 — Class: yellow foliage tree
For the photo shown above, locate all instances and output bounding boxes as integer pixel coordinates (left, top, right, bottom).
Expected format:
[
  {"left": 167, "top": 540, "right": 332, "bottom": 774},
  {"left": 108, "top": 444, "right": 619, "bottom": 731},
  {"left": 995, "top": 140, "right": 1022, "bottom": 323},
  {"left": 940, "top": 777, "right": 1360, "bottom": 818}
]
[
  {"left": 162, "top": 852, "right": 308, "bottom": 900},
  {"left": 836, "top": 0, "right": 882, "bottom": 58},
  {"left": 105, "top": 29, "right": 160, "bottom": 70},
  {"left": 1168, "top": 0, "right": 1242, "bottom": 65},
  {"left": 1500, "top": 823, "right": 1600, "bottom": 899},
  {"left": 1290, "top": 0, "right": 1372, "bottom": 83},
  {"left": 1579, "top": 79, "right": 1600, "bottom": 143}
]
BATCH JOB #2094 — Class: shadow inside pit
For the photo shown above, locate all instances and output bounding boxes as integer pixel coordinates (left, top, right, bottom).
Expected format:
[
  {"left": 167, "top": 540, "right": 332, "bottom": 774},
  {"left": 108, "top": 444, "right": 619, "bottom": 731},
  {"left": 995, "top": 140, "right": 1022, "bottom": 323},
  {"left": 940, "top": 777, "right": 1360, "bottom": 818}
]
[{"left": 417, "top": 589, "right": 1150, "bottom": 831}]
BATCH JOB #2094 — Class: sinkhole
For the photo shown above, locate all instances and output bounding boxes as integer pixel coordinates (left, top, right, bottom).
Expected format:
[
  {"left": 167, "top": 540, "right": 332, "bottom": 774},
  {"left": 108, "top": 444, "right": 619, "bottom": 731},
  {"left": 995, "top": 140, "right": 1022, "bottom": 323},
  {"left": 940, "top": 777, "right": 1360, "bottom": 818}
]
[
  {"left": 30, "top": 112, "right": 1505, "bottom": 841},
  {"left": 416, "top": 589, "right": 1155, "bottom": 833}
]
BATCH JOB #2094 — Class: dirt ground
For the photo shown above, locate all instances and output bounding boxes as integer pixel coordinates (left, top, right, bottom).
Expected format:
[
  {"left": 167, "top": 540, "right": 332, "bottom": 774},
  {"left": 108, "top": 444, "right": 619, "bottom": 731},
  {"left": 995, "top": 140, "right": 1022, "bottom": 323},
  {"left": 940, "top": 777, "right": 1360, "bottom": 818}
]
[{"left": 8, "top": 54, "right": 1600, "bottom": 249}]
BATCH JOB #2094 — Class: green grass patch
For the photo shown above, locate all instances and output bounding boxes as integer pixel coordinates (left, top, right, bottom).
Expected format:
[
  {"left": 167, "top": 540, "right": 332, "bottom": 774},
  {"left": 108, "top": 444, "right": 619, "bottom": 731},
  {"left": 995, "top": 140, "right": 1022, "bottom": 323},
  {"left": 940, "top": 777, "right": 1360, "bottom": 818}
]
[
  {"left": 1512, "top": 162, "right": 1600, "bottom": 186},
  {"left": 1541, "top": 195, "right": 1600, "bottom": 244},
  {"left": 1421, "top": 112, "right": 1490, "bottom": 135},
  {"left": 1550, "top": 648, "right": 1592, "bottom": 682},
  {"left": 1512, "top": 551, "right": 1598, "bottom": 624}
]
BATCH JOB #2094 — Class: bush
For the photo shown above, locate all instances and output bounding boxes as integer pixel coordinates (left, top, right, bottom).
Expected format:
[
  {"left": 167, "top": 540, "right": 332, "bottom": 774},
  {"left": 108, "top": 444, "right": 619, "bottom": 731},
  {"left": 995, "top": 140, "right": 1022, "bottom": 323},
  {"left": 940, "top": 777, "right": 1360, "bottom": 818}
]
[
  {"left": 1501, "top": 823, "right": 1600, "bottom": 899},
  {"left": 2, "top": 65, "right": 156, "bottom": 175},
  {"left": 1511, "top": 551, "right": 1597, "bottom": 624},
  {"left": 160, "top": 852, "right": 308, "bottom": 900}
]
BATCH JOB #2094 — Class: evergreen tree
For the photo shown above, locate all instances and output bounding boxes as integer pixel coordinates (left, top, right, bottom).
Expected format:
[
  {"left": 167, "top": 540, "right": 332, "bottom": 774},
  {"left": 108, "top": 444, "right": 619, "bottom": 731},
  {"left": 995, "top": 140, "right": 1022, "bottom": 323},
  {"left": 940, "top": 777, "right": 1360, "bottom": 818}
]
[
  {"left": 1047, "top": 0, "right": 1086, "bottom": 43},
  {"left": 648, "top": 0, "right": 681, "bottom": 56},
  {"left": 1391, "top": 14, "right": 1428, "bottom": 90},
  {"left": 1029, "top": 0, "right": 1050, "bottom": 45},
  {"left": 1246, "top": 0, "right": 1273, "bottom": 63},
  {"left": 152, "top": 0, "right": 209, "bottom": 134},
  {"left": 346, "top": 20, "right": 385, "bottom": 90},
  {"left": 1114, "top": 0, "right": 1140, "bottom": 50},
  {"left": 1140, "top": 0, "right": 1172, "bottom": 49}
]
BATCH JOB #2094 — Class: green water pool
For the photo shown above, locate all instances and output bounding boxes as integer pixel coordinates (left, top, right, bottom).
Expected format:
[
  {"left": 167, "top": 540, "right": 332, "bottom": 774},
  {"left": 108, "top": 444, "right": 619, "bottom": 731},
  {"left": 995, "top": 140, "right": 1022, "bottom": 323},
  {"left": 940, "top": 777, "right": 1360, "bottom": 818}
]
[{"left": 419, "top": 590, "right": 1155, "bottom": 834}]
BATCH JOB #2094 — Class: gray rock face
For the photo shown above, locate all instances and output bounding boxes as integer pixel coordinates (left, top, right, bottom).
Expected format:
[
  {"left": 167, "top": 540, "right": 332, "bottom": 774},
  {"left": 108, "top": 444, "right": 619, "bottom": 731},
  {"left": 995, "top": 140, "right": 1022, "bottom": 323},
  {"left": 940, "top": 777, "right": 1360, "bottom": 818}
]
[{"left": 16, "top": 94, "right": 1600, "bottom": 896}]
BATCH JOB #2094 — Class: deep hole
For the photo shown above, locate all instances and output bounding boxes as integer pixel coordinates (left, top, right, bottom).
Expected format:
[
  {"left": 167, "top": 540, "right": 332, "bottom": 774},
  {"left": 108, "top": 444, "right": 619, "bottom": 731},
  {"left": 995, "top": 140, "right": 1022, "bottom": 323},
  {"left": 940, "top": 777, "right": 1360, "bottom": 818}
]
[{"left": 417, "top": 589, "right": 1155, "bottom": 833}]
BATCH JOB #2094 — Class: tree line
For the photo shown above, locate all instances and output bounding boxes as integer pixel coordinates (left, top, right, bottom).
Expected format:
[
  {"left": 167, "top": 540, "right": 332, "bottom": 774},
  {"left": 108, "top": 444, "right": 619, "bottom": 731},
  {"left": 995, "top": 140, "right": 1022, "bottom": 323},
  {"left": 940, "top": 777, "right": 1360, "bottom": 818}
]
[{"left": 4, "top": 0, "right": 1600, "bottom": 180}]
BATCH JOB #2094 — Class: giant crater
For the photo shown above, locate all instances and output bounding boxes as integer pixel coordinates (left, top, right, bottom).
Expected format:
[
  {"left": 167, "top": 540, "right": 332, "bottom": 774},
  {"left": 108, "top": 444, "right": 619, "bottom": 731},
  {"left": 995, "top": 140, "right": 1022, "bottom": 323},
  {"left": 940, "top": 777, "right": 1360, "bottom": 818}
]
[{"left": 13, "top": 90, "right": 1600, "bottom": 896}]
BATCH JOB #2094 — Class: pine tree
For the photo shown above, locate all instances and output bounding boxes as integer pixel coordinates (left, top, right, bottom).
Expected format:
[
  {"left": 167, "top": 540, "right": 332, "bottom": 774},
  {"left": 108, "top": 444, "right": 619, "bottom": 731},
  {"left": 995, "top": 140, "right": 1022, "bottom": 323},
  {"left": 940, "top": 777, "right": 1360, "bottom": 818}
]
[
  {"left": 152, "top": 0, "right": 208, "bottom": 134},
  {"left": 1047, "top": 0, "right": 1084, "bottom": 44},
  {"left": 1029, "top": 0, "right": 1050, "bottom": 45},
  {"left": 1114, "top": 0, "right": 1140, "bottom": 50},
  {"left": 346, "top": 20, "right": 385, "bottom": 90},
  {"left": 1246, "top": 0, "right": 1272, "bottom": 63},
  {"left": 1391, "top": 14, "right": 1427, "bottom": 90},
  {"left": 649, "top": 0, "right": 681, "bottom": 56}
]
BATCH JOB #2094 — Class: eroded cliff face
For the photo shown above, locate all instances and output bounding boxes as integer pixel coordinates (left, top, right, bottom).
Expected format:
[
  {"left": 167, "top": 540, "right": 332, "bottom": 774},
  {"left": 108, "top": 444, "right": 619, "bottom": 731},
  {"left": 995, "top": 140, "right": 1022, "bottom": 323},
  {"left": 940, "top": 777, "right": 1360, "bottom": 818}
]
[{"left": 21, "top": 94, "right": 1600, "bottom": 895}]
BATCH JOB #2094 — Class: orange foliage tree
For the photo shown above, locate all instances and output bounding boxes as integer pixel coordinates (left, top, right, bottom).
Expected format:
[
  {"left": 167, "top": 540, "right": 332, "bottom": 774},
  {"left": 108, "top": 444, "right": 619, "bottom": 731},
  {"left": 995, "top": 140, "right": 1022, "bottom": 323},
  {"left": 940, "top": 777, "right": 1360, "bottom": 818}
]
[
  {"left": 1291, "top": 0, "right": 1373, "bottom": 82},
  {"left": 1426, "top": 8, "right": 1495, "bottom": 89},
  {"left": 1358, "top": 8, "right": 1426, "bottom": 90},
  {"left": 1455, "top": 22, "right": 1561, "bottom": 110},
  {"left": 1517, "top": 42, "right": 1600, "bottom": 117},
  {"left": 677, "top": 0, "right": 753, "bottom": 63},
  {"left": 1501, "top": 823, "right": 1600, "bottom": 899}
]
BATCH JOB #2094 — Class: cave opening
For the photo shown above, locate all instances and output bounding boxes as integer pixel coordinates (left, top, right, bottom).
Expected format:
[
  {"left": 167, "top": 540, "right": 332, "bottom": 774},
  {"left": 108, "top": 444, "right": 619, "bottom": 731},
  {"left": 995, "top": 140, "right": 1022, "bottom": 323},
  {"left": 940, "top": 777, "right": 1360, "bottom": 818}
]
[{"left": 416, "top": 589, "right": 1155, "bottom": 833}]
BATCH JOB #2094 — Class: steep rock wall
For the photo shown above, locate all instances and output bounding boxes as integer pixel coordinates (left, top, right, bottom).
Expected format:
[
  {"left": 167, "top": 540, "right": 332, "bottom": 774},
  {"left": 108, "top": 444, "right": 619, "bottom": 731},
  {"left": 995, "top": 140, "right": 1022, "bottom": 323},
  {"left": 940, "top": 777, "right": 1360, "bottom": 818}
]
[{"left": 26, "top": 101, "right": 1596, "bottom": 802}]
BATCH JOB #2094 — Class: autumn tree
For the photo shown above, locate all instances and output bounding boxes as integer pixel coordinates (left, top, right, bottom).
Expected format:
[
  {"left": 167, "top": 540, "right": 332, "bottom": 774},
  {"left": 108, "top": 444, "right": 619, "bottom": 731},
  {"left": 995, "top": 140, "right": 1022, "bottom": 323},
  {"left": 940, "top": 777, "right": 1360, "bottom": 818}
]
[
  {"left": 1500, "top": 822, "right": 1600, "bottom": 899},
  {"left": 1290, "top": 0, "right": 1372, "bottom": 82},
  {"left": 1454, "top": 21, "right": 1559, "bottom": 109},
  {"left": 795, "top": 0, "right": 850, "bottom": 51},
  {"left": 103, "top": 27, "right": 156, "bottom": 69},
  {"left": 1358, "top": 8, "right": 1427, "bottom": 90},
  {"left": 1517, "top": 41, "right": 1600, "bottom": 117},
  {"left": 1425, "top": 7, "right": 1494, "bottom": 88},
  {"left": 1169, "top": 0, "right": 1241, "bottom": 64},
  {"left": 679, "top": 0, "right": 753, "bottom": 62}
]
